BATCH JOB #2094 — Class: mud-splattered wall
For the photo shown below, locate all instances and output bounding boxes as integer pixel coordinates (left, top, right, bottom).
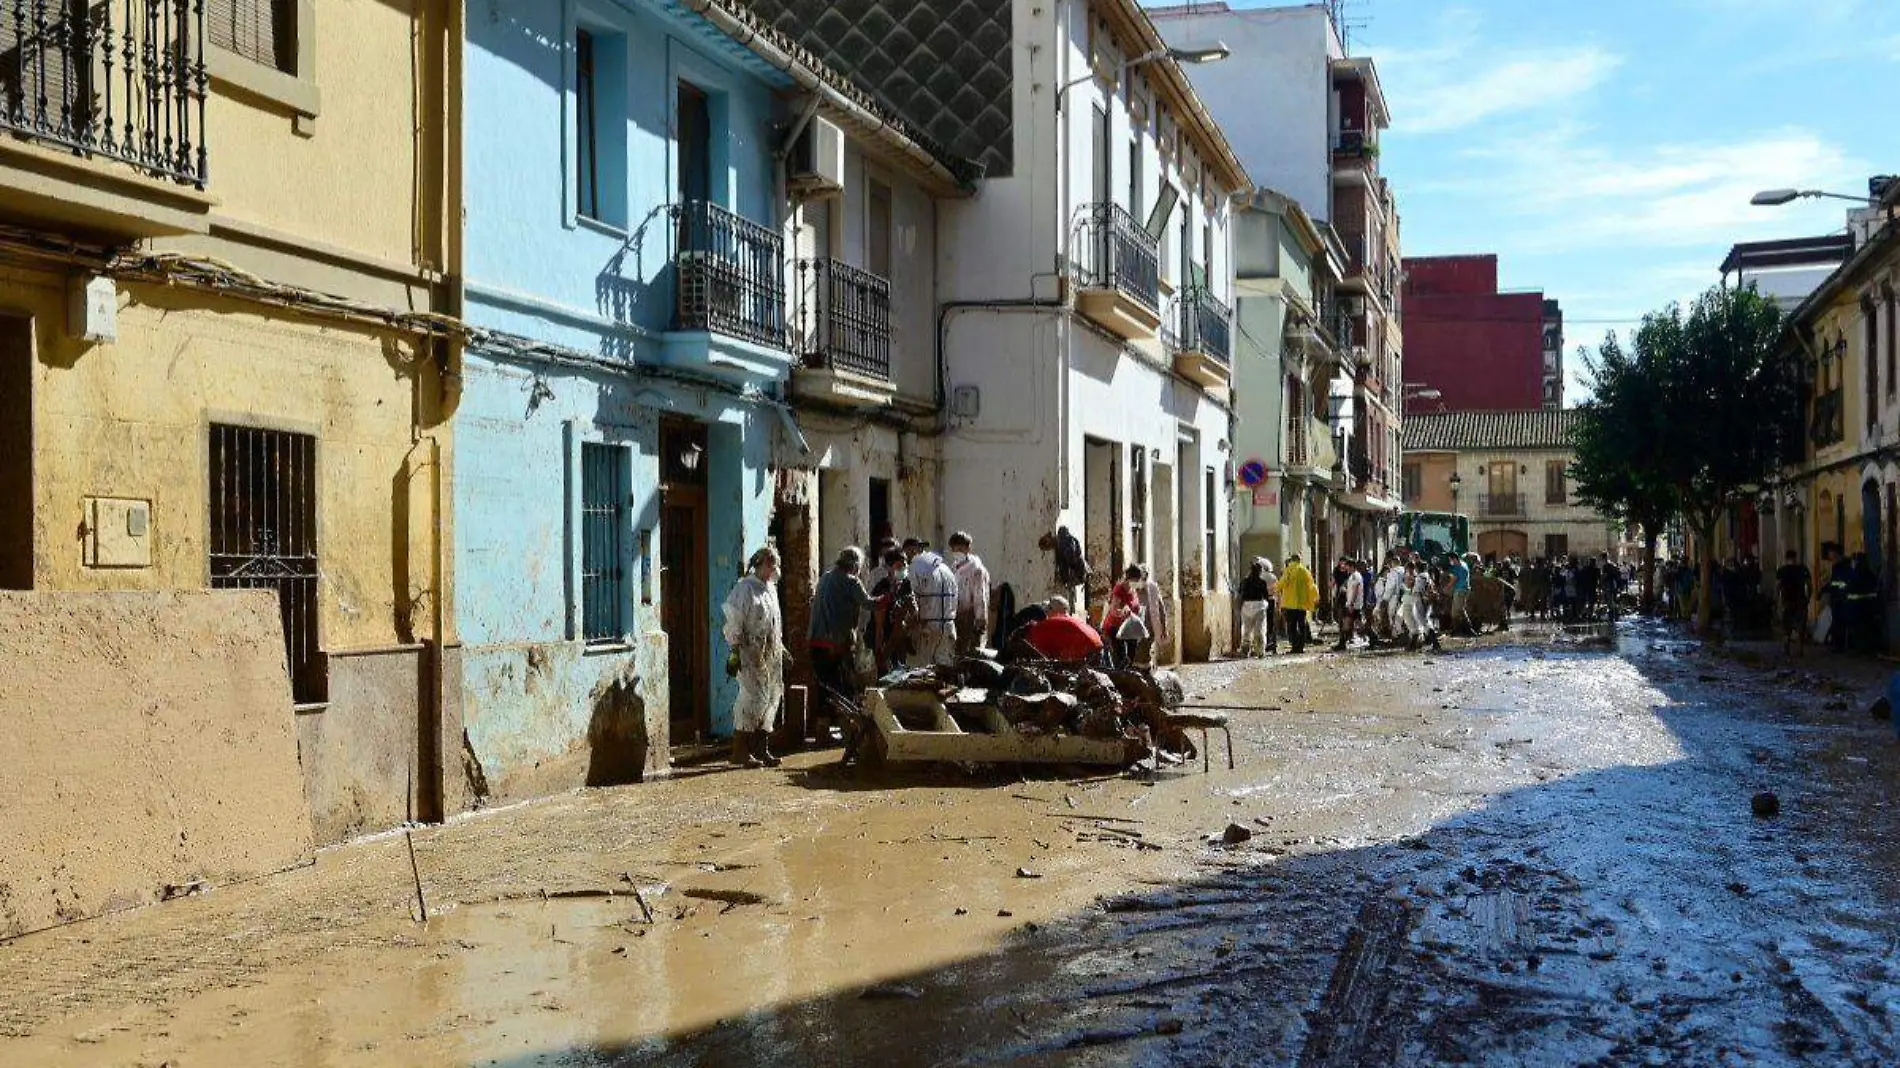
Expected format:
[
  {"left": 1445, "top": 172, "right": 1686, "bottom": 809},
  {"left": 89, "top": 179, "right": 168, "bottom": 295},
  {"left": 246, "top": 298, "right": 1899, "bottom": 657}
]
[{"left": 0, "top": 590, "right": 314, "bottom": 939}]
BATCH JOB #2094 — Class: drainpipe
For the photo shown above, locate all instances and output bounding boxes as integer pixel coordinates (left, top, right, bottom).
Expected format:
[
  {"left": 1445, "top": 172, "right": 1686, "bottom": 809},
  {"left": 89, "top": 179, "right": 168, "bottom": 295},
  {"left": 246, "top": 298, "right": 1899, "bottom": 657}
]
[{"left": 772, "top": 95, "right": 822, "bottom": 228}]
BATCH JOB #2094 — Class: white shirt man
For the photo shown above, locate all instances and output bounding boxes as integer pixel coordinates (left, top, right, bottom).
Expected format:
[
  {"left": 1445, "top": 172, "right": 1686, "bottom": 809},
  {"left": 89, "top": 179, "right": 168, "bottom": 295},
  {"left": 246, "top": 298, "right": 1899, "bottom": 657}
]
[{"left": 947, "top": 532, "right": 991, "bottom": 656}]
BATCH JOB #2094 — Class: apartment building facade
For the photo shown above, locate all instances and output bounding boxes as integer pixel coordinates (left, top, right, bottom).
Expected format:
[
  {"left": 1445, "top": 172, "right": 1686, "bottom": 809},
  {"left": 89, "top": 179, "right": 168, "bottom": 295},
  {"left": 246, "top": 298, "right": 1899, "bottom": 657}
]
[
  {"left": 1152, "top": 1, "right": 1403, "bottom": 563},
  {"left": 0, "top": 0, "right": 464, "bottom": 843},
  {"left": 456, "top": 0, "right": 977, "bottom": 796},
  {"left": 1230, "top": 189, "right": 1351, "bottom": 571}
]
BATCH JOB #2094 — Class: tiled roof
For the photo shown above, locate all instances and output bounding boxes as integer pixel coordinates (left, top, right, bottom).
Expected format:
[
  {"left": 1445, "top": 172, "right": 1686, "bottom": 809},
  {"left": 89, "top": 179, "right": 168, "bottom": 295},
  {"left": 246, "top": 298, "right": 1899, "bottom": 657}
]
[
  {"left": 1403, "top": 409, "right": 1580, "bottom": 452},
  {"left": 735, "top": 0, "right": 1012, "bottom": 181}
]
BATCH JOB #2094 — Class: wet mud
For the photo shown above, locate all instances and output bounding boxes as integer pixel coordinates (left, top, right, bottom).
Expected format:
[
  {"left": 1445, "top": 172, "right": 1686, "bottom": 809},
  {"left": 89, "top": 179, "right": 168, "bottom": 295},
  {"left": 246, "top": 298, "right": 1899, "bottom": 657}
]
[{"left": 3, "top": 623, "right": 1897, "bottom": 1066}]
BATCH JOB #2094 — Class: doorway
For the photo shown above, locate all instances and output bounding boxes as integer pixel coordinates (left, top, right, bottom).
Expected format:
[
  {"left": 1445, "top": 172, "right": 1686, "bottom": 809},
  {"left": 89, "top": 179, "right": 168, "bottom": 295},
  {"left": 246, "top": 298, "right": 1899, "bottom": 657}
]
[
  {"left": 661, "top": 419, "right": 710, "bottom": 743},
  {"left": 0, "top": 317, "right": 30, "bottom": 589},
  {"left": 1084, "top": 438, "right": 1121, "bottom": 613},
  {"left": 1862, "top": 480, "right": 1882, "bottom": 574}
]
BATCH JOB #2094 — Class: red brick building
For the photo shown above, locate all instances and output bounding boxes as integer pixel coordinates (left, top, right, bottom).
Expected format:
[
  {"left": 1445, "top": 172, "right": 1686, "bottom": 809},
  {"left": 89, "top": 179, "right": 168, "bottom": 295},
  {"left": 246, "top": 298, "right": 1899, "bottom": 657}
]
[{"left": 1401, "top": 255, "right": 1561, "bottom": 412}]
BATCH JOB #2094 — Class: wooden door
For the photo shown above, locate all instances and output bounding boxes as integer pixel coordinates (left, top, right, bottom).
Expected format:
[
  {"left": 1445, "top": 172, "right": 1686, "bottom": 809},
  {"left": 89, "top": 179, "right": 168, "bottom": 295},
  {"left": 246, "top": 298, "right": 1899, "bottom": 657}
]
[{"left": 661, "top": 420, "right": 710, "bottom": 743}]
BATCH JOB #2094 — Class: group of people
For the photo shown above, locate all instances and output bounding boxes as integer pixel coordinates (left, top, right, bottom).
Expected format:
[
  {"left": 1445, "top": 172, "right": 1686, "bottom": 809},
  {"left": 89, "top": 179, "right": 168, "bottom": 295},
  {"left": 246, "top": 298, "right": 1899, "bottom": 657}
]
[
  {"left": 722, "top": 529, "right": 1197, "bottom": 769},
  {"left": 1233, "top": 548, "right": 1483, "bottom": 657},
  {"left": 1762, "top": 544, "right": 1882, "bottom": 655},
  {"left": 1512, "top": 554, "right": 1629, "bottom": 624},
  {"left": 724, "top": 532, "right": 994, "bottom": 769}
]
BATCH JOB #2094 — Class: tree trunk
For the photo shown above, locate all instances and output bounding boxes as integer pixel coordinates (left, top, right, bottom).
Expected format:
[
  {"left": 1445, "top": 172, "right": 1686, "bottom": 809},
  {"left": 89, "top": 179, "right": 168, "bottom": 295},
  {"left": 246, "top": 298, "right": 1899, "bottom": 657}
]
[
  {"left": 1641, "top": 531, "right": 1659, "bottom": 615},
  {"left": 1695, "top": 521, "right": 1717, "bottom": 636}
]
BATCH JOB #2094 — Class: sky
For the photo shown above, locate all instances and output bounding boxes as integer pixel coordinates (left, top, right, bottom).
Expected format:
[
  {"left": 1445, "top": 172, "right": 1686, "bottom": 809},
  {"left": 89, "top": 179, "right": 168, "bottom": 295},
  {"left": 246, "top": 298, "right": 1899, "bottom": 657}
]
[{"left": 1227, "top": 0, "right": 1900, "bottom": 402}]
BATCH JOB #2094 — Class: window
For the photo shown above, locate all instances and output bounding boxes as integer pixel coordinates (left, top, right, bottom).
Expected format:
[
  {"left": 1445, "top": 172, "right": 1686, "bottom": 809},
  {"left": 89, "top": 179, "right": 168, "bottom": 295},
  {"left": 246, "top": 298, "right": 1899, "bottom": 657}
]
[
  {"left": 1128, "top": 127, "right": 1142, "bottom": 216},
  {"left": 1867, "top": 298, "right": 1881, "bottom": 427},
  {"left": 574, "top": 27, "right": 628, "bottom": 226},
  {"left": 210, "top": 0, "right": 294, "bottom": 72},
  {"left": 1545, "top": 460, "right": 1567, "bottom": 504},
  {"left": 1544, "top": 534, "right": 1569, "bottom": 560},
  {"left": 1091, "top": 105, "right": 1111, "bottom": 207},
  {"left": 576, "top": 31, "right": 601, "bottom": 221},
  {"left": 1203, "top": 467, "right": 1218, "bottom": 590},
  {"left": 867, "top": 178, "right": 893, "bottom": 279},
  {"left": 580, "top": 442, "right": 629, "bottom": 643},
  {"left": 209, "top": 424, "right": 323, "bottom": 704},
  {"left": 1402, "top": 462, "right": 1421, "bottom": 504}
]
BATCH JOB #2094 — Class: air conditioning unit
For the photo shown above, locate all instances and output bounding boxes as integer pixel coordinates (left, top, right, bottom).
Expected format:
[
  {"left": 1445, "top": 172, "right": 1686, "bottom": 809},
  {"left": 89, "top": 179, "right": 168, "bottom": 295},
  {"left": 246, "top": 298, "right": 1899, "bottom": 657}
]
[{"left": 788, "top": 116, "right": 845, "bottom": 199}]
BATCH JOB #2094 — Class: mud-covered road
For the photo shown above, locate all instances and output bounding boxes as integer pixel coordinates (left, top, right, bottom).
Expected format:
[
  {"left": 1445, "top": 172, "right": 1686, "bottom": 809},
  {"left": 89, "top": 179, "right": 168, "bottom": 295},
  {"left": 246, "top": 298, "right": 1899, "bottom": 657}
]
[{"left": 4, "top": 623, "right": 1898, "bottom": 1066}]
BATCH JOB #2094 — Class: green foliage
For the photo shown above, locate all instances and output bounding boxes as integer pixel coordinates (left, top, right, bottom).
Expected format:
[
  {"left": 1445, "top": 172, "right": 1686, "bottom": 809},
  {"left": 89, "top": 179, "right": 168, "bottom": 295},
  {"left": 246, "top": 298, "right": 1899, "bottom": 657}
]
[{"left": 1571, "top": 284, "right": 1790, "bottom": 621}]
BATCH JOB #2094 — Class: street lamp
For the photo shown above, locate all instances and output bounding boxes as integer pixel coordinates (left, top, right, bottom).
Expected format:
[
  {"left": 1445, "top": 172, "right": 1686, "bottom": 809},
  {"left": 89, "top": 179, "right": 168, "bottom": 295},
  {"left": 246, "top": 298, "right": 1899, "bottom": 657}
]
[
  {"left": 1750, "top": 188, "right": 1877, "bottom": 207},
  {"left": 1449, "top": 472, "right": 1463, "bottom": 511},
  {"left": 1056, "top": 44, "right": 1232, "bottom": 108}
]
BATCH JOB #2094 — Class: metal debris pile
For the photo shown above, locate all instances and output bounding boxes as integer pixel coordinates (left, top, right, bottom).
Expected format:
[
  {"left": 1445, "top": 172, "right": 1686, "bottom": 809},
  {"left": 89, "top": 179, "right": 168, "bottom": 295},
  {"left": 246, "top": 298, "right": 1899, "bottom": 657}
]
[{"left": 876, "top": 656, "right": 1199, "bottom": 761}]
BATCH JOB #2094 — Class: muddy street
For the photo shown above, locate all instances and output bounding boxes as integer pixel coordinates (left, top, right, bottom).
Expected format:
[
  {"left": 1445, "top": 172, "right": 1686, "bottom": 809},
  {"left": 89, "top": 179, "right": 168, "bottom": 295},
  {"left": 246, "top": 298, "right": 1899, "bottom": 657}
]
[{"left": 4, "top": 624, "right": 1898, "bottom": 1067}]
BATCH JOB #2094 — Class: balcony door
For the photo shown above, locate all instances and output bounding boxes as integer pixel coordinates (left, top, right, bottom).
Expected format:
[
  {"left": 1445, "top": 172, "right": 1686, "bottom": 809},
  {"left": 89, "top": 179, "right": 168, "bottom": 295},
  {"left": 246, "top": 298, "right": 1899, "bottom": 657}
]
[
  {"left": 1488, "top": 463, "right": 1518, "bottom": 516},
  {"left": 676, "top": 80, "right": 711, "bottom": 206}
]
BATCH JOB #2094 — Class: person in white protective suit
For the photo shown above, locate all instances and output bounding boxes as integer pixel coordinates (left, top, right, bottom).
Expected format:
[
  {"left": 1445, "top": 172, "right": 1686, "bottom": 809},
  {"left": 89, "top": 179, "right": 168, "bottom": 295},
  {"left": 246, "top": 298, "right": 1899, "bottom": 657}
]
[
  {"left": 904, "top": 538, "right": 960, "bottom": 667},
  {"left": 1378, "top": 556, "right": 1408, "bottom": 643},
  {"left": 722, "top": 546, "right": 786, "bottom": 768}
]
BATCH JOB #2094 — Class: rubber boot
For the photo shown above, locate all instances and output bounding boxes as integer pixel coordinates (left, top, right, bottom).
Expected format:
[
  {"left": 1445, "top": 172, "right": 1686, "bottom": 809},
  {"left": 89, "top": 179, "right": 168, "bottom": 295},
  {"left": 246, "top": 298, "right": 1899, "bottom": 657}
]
[
  {"left": 752, "top": 729, "right": 782, "bottom": 768},
  {"left": 731, "top": 731, "right": 749, "bottom": 765},
  {"left": 737, "top": 731, "right": 764, "bottom": 769}
]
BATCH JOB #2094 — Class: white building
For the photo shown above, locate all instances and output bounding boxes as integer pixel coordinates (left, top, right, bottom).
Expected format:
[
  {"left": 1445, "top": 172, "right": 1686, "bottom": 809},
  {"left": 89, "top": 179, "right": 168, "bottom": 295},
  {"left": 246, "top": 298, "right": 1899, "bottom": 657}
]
[
  {"left": 929, "top": 0, "right": 1249, "bottom": 660},
  {"left": 1152, "top": 1, "right": 1404, "bottom": 564}
]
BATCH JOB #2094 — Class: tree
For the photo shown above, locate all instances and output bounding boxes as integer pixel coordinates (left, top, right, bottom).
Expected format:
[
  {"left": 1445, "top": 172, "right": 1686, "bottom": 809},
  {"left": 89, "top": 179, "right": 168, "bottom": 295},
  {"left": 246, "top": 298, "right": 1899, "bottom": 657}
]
[
  {"left": 1653, "top": 285, "right": 1794, "bottom": 634},
  {"left": 1572, "top": 330, "right": 1681, "bottom": 613}
]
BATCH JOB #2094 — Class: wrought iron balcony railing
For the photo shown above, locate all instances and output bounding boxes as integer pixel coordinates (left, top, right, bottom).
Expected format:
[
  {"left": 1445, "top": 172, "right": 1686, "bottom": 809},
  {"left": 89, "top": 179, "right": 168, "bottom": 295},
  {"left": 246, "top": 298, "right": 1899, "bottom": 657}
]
[
  {"left": 792, "top": 257, "right": 891, "bottom": 381},
  {"left": 0, "top": 0, "right": 209, "bottom": 187},
  {"left": 1172, "top": 284, "right": 1231, "bottom": 364},
  {"left": 1480, "top": 493, "right": 1527, "bottom": 518},
  {"left": 673, "top": 200, "right": 786, "bottom": 350},
  {"left": 1074, "top": 202, "right": 1159, "bottom": 313}
]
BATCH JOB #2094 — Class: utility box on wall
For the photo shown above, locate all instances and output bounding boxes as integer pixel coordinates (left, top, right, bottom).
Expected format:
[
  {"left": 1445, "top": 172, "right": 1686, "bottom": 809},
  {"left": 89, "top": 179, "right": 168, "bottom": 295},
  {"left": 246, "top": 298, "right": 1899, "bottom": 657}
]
[
  {"left": 67, "top": 275, "right": 118, "bottom": 343},
  {"left": 85, "top": 497, "right": 153, "bottom": 568}
]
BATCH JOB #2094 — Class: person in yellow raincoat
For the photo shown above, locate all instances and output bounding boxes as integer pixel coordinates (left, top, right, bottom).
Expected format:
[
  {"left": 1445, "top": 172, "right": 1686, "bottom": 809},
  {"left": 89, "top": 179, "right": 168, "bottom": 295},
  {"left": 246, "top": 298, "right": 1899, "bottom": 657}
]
[{"left": 1277, "top": 554, "right": 1320, "bottom": 654}]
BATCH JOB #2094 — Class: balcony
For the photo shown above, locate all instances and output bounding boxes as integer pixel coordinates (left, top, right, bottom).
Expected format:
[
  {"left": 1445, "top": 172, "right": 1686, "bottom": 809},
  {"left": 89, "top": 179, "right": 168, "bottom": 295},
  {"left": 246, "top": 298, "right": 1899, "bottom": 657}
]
[
  {"left": 1330, "top": 130, "right": 1379, "bottom": 175},
  {"left": 790, "top": 257, "right": 895, "bottom": 408},
  {"left": 1169, "top": 284, "right": 1232, "bottom": 390},
  {"left": 1073, "top": 202, "right": 1161, "bottom": 340},
  {"left": 663, "top": 200, "right": 791, "bottom": 382},
  {"left": 1480, "top": 493, "right": 1527, "bottom": 518},
  {"left": 0, "top": 0, "right": 214, "bottom": 236}
]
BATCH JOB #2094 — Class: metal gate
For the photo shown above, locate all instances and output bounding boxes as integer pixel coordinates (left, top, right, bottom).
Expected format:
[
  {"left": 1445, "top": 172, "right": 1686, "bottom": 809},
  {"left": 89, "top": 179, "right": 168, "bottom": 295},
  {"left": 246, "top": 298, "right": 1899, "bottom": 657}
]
[{"left": 208, "top": 423, "right": 323, "bottom": 703}]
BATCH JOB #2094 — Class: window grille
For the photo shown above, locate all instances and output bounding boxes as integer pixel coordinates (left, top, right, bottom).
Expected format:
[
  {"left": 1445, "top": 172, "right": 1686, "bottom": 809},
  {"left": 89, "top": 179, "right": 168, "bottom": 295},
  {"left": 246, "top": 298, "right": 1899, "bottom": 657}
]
[
  {"left": 209, "top": 423, "right": 322, "bottom": 703},
  {"left": 580, "top": 441, "right": 628, "bottom": 643}
]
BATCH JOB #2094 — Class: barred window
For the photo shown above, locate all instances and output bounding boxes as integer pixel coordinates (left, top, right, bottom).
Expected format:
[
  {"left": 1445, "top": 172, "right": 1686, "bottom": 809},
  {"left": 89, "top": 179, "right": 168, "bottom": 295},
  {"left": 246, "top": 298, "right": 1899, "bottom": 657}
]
[
  {"left": 580, "top": 442, "right": 629, "bottom": 643},
  {"left": 209, "top": 0, "right": 294, "bottom": 73},
  {"left": 209, "top": 424, "right": 324, "bottom": 703}
]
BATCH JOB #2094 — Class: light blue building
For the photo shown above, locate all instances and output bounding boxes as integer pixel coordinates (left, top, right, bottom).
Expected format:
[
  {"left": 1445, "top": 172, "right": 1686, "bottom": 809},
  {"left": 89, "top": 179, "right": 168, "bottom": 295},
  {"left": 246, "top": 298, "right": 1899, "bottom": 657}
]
[{"left": 457, "top": 0, "right": 806, "bottom": 797}]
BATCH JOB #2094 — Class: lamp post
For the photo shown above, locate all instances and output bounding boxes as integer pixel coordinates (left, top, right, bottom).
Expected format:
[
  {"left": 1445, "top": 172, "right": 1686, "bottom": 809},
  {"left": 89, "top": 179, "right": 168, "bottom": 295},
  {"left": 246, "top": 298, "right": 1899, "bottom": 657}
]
[
  {"left": 1055, "top": 43, "right": 1232, "bottom": 110},
  {"left": 1449, "top": 472, "right": 1463, "bottom": 513},
  {"left": 1750, "top": 188, "right": 1878, "bottom": 207}
]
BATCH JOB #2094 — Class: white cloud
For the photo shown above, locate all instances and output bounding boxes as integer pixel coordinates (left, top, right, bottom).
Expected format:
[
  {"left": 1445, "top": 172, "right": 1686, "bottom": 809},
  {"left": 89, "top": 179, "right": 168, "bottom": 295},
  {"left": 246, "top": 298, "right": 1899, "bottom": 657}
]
[
  {"left": 1397, "top": 47, "right": 1622, "bottom": 134},
  {"left": 1375, "top": 8, "right": 1621, "bottom": 134},
  {"left": 1428, "top": 124, "right": 1870, "bottom": 256}
]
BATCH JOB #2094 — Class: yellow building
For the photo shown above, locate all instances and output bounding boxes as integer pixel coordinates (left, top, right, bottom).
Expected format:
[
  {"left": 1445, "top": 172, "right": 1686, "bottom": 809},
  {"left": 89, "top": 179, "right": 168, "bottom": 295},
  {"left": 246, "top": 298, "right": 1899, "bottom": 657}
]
[
  {"left": 1767, "top": 183, "right": 1900, "bottom": 637},
  {"left": 1403, "top": 410, "right": 1623, "bottom": 562},
  {"left": 0, "top": 1, "right": 463, "bottom": 842}
]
